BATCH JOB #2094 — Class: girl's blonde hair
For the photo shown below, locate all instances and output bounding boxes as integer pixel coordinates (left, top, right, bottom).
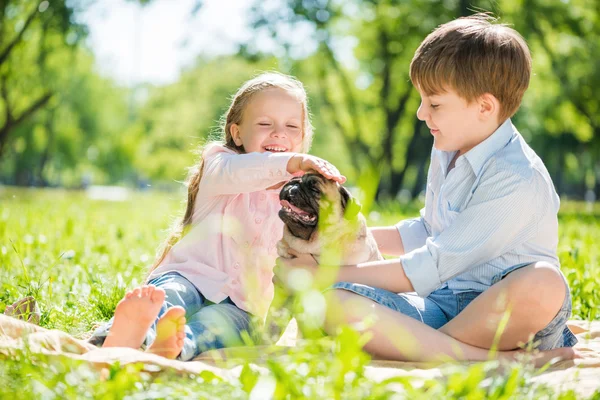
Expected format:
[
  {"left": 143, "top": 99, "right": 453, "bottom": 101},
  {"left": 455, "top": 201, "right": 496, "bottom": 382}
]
[{"left": 148, "top": 72, "right": 313, "bottom": 275}]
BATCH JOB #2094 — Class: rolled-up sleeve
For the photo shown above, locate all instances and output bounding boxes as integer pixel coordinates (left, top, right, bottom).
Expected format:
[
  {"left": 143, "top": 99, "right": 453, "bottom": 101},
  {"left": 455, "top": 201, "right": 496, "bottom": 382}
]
[
  {"left": 396, "top": 212, "right": 429, "bottom": 254},
  {"left": 400, "top": 170, "right": 539, "bottom": 297}
]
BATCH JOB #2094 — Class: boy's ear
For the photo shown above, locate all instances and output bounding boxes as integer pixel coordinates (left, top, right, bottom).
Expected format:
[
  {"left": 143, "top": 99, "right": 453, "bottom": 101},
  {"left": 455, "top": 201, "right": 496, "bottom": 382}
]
[
  {"left": 478, "top": 93, "right": 500, "bottom": 120},
  {"left": 230, "top": 124, "right": 242, "bottom": 146}
]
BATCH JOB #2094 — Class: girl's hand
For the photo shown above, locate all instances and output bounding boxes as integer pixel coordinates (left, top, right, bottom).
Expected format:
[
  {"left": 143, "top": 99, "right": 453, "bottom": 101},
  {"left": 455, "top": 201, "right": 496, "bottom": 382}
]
[{"left": 287, "top": 154, "right": 346, "bottom": 184}]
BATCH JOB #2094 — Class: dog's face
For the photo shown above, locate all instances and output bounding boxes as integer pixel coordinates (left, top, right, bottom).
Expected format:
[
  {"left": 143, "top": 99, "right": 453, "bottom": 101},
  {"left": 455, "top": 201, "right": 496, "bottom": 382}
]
[{"left": 279, "top": 173, "right": 359, "bottom": 241}]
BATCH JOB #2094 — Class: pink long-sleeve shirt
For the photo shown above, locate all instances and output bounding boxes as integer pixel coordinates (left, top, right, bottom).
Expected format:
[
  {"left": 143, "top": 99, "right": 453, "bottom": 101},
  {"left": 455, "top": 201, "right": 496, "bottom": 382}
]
[{"left": 148, "top": 143, "right": 295, "bottom": 319}]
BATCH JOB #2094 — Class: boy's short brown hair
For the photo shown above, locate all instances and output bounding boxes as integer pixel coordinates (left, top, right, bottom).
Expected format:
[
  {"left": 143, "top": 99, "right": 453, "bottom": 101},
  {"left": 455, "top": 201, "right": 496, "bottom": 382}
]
[{"left": 410, "top": 13, "right": 531, "bottom": 122}]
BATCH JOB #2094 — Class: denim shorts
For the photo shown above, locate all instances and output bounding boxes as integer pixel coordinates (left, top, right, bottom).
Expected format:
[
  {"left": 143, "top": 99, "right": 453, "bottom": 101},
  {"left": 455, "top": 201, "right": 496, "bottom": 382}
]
[
  {"left": 331, "top": 263, "right": 578, "bottom": 350},
  {"left": 89, "top": 272, "right": 255, "bottom": 361}
]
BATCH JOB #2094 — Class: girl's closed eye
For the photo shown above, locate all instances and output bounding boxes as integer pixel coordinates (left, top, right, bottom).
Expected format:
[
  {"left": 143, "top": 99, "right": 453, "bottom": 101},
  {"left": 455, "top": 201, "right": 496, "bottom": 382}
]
[
  {"left": 430, "top": 104, "right": 439, "bottom": 109},
  {"left": 258, "top": 122, "right": 272, "bottom": 126}
]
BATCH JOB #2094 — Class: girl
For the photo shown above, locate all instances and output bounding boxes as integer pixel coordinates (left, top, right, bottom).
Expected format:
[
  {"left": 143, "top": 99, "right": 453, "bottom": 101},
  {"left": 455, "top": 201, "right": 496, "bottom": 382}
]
[{"left": 88, "top": 72, "right": 345, "bottom": 361}]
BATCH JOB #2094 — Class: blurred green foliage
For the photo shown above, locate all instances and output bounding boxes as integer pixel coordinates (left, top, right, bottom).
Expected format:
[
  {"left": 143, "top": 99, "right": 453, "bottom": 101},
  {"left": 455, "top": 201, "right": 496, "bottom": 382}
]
[
  {"left": 0, "top": 0, "right": 598, "bottom": 200},
  {"left": 1, "top": 188, "right": 598, "bottom": 398}
]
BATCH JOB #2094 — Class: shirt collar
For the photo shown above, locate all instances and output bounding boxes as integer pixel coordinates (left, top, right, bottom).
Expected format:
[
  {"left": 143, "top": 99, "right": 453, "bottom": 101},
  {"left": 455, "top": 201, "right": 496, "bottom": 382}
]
[
  {"left": 437, "top": 150, "right": 458, "bottom": 177},
  {"left": 463, "top": 118, "right": 515, "bottom": 176}
]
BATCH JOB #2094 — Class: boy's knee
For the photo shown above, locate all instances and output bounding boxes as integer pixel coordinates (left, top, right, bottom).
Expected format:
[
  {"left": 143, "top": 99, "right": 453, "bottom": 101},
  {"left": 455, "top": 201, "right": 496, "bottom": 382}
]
[
  {"left": 521, "top": 262, "right": 565, "bottom": 294},
  {"left": 323, "top": 289, "right": 364, "bottom": 313},
  {"left": 510, "top": 262, "right": 566, "bottom": 326},
  {"left": 323, "top": 289, "right": 360, "bottom": 334}
]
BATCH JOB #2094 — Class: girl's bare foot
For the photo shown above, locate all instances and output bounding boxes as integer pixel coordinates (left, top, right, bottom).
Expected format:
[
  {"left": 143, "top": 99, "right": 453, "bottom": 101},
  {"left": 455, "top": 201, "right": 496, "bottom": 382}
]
[
  {"left": 147, "top": 306, "right": 186, "bottom": 359},
  {"left": 103, "top": 285, "right": 165, "bottom": 349}
]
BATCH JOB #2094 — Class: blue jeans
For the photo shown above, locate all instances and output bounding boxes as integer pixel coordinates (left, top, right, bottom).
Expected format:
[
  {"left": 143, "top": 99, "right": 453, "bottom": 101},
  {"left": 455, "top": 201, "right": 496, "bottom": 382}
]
[
  {"left": 89, "top": 272, "right": 255, "bottom": 361},
  {"left": 331, "top": 263, "right": 577, "bottom": 351}
]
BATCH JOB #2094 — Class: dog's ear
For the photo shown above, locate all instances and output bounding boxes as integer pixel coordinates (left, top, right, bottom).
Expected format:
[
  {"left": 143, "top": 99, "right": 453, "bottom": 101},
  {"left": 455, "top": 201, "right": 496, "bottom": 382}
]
[{"left": 339, "top": 185, "right": 361, "bottom": 220}]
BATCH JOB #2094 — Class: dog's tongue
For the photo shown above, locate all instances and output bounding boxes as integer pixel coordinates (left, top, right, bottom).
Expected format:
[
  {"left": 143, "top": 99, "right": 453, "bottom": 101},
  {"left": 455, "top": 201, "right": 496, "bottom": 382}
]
[{"left": 280, "top": 200, "right": 310, "bottom": 216}]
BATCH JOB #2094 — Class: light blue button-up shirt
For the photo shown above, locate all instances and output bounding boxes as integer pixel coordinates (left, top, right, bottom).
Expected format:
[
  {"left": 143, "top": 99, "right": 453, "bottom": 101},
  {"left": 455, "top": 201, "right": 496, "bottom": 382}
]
[{"left": 397, "top": 119, "right": 560, "bottom": 297}]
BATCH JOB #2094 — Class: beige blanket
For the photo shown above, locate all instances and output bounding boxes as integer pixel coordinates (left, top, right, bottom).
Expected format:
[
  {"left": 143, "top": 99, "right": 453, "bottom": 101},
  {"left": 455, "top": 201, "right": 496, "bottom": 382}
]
[{"left": 1, "top": 315, "right": 599, "bottom": 396}]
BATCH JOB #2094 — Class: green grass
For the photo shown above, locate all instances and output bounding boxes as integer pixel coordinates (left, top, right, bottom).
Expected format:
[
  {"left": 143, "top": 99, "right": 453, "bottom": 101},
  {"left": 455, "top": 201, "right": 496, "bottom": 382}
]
[{"left": 1, "top": 187, "right": 599, "bottom": 399}]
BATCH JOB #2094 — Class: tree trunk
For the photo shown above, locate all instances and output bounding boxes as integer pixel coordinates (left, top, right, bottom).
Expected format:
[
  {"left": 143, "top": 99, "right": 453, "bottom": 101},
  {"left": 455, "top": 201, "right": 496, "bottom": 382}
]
[
  {"left": 386, "top": 119, "right": 424, "bottom": 199},
  {"left": 36, "top": 110, "right": 54, "bottom": 186}
]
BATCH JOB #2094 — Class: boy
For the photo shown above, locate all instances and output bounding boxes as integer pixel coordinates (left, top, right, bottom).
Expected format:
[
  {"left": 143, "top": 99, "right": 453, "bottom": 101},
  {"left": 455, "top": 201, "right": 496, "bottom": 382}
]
[{"left": 275, "top": 14, "right": 578, "bottom": 363}]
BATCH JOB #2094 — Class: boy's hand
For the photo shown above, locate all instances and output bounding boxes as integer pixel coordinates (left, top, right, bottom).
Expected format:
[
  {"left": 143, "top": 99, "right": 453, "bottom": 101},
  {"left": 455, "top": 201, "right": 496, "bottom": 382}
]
[
  {"left": 287, "top": 154, "right": 346, "bottom": 184},
  {"left": 274, "top": 251, "right": 340, "bottom": 291},
  {"left": 274, "top": 251, "right": 319, "bottom": 286}
]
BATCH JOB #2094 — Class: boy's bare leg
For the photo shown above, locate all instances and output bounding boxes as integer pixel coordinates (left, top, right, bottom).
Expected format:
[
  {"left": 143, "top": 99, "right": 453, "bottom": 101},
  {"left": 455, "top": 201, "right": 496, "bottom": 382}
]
[
  {"left": 438, "top": 262, "right": 567, "bottom": 350},
  {"left": 147, "top": 306, "right": 186, "bottom": 359},
  {"left": 324, "top": 288, "right": 576, "bottom": 366},
  {"left": 103, "top": 285, "right": 165, "bottom": 349}
]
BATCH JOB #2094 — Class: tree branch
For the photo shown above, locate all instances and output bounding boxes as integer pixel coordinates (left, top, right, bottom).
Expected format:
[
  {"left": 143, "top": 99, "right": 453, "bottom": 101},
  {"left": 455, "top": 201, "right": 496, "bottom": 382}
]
[
  {"left": 321, "top": 42, "right": 364, "bottom": 143},
  {"left": 526, "top": 1, "right": 597, "bottom": 132},
  {"left": 0, "top": 91, "right": 52, "bottom": 156},
  {"left": 1, "top": 74, "right": 11, "bottom": 123},
  {"left": 13, "top": 92, "right": 52, "bottom": 127},
  {"left": 316, "top": 63, "right": 372, "bottom": 177},
  {"left": 0, "top": 2, "right": 39, "bottom": 66}
]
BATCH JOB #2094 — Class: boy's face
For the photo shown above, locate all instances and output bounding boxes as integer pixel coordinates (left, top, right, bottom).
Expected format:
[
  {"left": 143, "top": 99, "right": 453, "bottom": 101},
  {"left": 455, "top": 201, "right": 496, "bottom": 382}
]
[{"left": 416, "top": 88, "right": 487, "bottom": 156}]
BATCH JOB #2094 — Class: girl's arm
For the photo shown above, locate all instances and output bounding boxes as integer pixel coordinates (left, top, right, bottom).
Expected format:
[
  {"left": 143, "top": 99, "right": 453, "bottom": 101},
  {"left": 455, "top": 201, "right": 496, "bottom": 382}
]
[
  {"left": 200, "top": 145, "right": 345, "bottom": 196},
  {"left": 199, "top": 147, "right": 295, "bottom": 196}
]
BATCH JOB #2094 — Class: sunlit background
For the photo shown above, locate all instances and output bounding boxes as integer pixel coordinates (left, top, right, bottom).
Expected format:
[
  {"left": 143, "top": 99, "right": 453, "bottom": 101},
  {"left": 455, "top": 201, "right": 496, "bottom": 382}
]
[
  {"left": 0, "top": 0, "right": 597, "bottom": 204},
  {"left": 1, "top": 3, "right": 599, "bottom": 397}
]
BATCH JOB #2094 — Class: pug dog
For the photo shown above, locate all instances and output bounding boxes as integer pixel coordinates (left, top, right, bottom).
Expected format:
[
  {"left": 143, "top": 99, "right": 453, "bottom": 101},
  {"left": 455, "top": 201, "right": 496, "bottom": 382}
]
[
  {"left": 265, "top": 173, "right": 383, "bottom": 342},
  {"left": 277, "top": 173, "right": 382, "bottom": 264}
]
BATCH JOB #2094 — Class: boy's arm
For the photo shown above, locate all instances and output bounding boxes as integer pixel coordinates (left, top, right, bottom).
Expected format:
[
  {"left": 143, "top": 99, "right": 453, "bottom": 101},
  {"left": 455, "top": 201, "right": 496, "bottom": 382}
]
[
  {"left": 400, "top": 170, "right": 541, "bottom": 297},
  {"left": 336, "top": 258, "right": 415, "bottom": 293},
  {"left": 369, "top": 227, "right": 405, "bottom": 256},
  {"left": 299, "top": 171, "right": 539, "bottom": 296},
  {"left": 369, "top": 210, "right": 430, "bottom": 257},
  {"left": 395, "top": 212, "right": 430, "bottom": 255},
  {"left": 281, "top": 217, "right": 428, "bottom": 292},
  {"left": 276, "top": 253, "right": 416, "bottom": 293}
]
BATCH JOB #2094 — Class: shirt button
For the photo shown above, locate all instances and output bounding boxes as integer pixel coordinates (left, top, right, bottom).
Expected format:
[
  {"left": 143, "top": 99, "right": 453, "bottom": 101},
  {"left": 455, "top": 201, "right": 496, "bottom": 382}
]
[
  {"left": 276, "top": 170, "right": 282, "bottom": 176},
  {"left": 259, "top": 194, "right": 266, "bottom": 201},
  {"left": 234, "top": 262, "right": 240, "bottom": 269},
  {"left": 232, "top": 279, "right": 239, "bottom": 285},
  {"left": 255, "top": 218, "right": 262, "bottom": 224}
]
